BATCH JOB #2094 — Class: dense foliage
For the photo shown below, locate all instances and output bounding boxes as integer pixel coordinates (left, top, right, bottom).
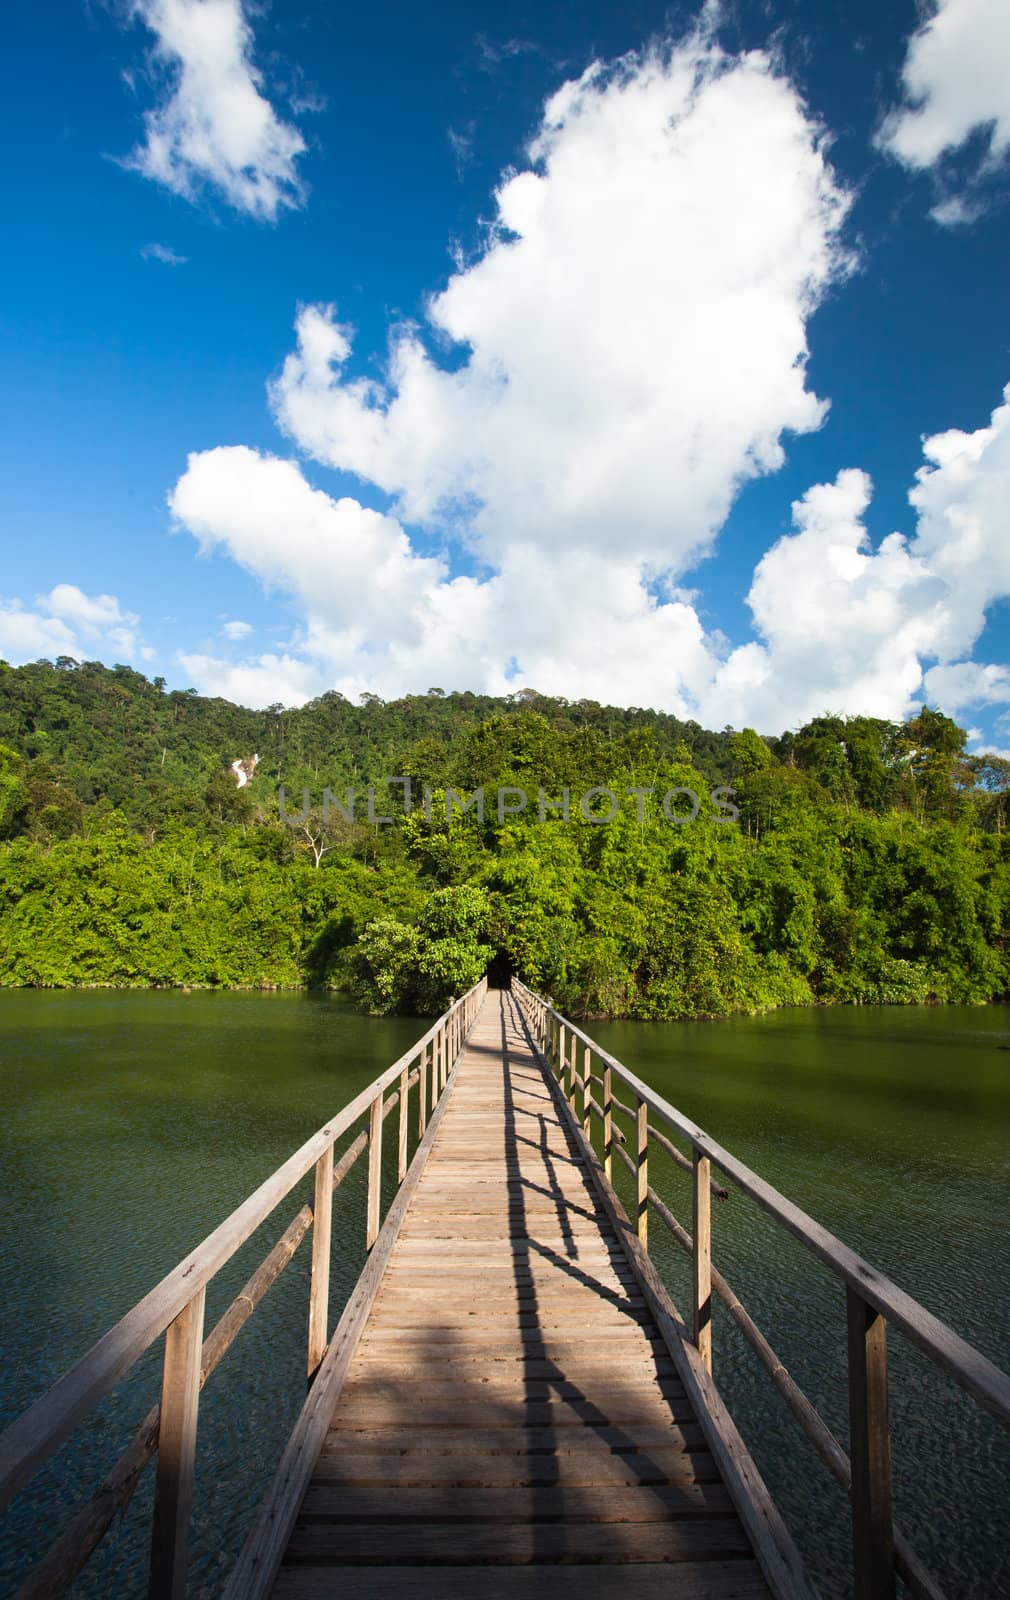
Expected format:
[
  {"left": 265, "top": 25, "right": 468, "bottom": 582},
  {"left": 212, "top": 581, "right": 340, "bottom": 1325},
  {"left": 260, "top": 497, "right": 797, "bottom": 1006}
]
[{"left": 1, "top": 657, "right": 1008, "bottom": 1016}]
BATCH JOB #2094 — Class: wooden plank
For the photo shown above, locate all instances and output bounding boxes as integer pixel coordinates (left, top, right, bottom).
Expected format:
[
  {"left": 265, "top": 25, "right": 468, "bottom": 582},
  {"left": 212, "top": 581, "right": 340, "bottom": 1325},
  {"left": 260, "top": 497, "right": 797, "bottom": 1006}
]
[
  {"left": 345, "top": 1363, "right": 680, "bottom": 1391},
  {"left": 281, "top": 1518, "right": 753, "bottom": 1565},
  {"left": 367, "top": 1307, "right": 651, "bottom": 1327},
  {"left": 338, "top": 1374, "right": 686, "bottom": 1402},
  {"left": 299, "top": 1482, "right": 735, "bottom": 1521},
  {"left": 310, "top": 1449, "right": 720, "bottom": 1488},
  {"left": 329, "top": 1394, "right": 694, "bottom": 1430},
  {"left": 148, "top": 1288, "right": 205, "bottom": 1600},
  {"left": 358, "top": 1323, "right": 658, "bottom": 1342},
  {"left": 273, "top": 1560, "right": 771, "bottom": 1600},
  {"left": 847, "top": 1288, "right": 895, "bottom": 1600},
  {"left": 321, "top": 1423, "right": 709, "bottom": 1455}
]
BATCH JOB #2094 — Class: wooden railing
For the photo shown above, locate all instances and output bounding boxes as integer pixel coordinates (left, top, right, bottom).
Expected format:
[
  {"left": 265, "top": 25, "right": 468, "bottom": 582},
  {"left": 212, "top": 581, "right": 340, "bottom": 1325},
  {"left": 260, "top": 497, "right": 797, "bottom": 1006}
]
[
  {"left": 0, "top": 978, "right": 486, "bottom": 1600},
  {"left": 512, "top": 978, "right": 1010, "bottom": 1600}
]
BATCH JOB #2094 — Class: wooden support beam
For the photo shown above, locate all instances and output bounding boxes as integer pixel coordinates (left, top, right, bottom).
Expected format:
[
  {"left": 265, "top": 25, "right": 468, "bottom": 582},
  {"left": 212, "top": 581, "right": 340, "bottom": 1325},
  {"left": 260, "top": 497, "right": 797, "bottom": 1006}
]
[
  {"left": 693, "top": 1151, "right": 712, "bottom": 1374},
  {"left": 582, "top": 1042, "right": 592, "bottom": 1135},
  {"left": 635, "top": 1097, "right": 648, "bottom": 1247},
  {"left": 306, "top": 1146, "right": 333, "bottom": 1379},
  {"left": 397, "top": 1066, "right": 409, "bottom": 1184},
  {"left": 418, "top": 1043, "right": 428, "bottom": 1139},
  {"left": 366, "top": 1094, "right": 383, "bottom": 1251},
  {"left": 847, "top": 1288, "right": 895, "bottom": 1600},
  {"left": 602, "top": 1065, "right": 613, "bottom": 1181},
  {"left": 148, "top": 1288, "right": 205, "bottom": 1600}
]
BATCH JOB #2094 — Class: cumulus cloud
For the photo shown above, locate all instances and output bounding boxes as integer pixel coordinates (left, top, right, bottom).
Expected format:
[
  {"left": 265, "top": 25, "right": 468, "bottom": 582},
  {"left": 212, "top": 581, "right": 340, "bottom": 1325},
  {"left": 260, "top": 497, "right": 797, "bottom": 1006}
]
[
  {"left": 123, "top": 0, "right": 306, "bottom": 220},
  {"left": 697, "top": 388, "right": 1010, "bottom": 727},
  {"left": 879, "top": 0, "right": 1010, "bottom": 220},
  {"left": 164, "top": 29, "right": 1010, "bottom": 732},
  {"left": 272, "top": 31, "right": 849, "bottom": 571},
  {"left": 0, "top": 586, "right": 143, "bottom": 666},
  {"left": 176, "top": 650, "right": 325, "bottom": 706},
  {"left": 907, "top": 384, "right": 1010, "bottom": 655},
  {"left": 923, "top": 661, "right": 1010, "bottom": 713},
  {"left": 221, "top": 618, "right": 252, "bottom": 639},
  {"left": 170, "top": 386, "right": 1010, "bottom": 727},
  {"left": 697, "top": 471, "right": 944, "bottom": 727},
  {"left": 0, "top": 605, "right": 78, "bottom": 664}
]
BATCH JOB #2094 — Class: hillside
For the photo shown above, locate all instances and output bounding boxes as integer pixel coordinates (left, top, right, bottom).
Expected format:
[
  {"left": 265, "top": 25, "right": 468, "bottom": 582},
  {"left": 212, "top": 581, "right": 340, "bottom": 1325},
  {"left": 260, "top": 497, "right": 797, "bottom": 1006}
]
[{"left": 0, "top": 657, "right": 1008, "bottom": 1016}]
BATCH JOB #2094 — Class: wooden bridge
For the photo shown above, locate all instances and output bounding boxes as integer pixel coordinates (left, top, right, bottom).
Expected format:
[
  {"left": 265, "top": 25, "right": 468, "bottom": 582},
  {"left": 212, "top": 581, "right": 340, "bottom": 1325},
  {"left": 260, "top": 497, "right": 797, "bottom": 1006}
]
[{"left": 1, "top": 978, "right": 1009, "bottom": 1600}]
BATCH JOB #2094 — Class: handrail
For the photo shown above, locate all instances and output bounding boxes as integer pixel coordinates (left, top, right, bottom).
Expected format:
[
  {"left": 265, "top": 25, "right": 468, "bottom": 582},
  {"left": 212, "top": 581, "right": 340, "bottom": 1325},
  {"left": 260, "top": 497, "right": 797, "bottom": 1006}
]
[
  {"left": 512, "top": 977, "right": 1010, "bottom": 1600},
  {"left": 0, "top": 977, "right": 487, "bottom": 1600}
]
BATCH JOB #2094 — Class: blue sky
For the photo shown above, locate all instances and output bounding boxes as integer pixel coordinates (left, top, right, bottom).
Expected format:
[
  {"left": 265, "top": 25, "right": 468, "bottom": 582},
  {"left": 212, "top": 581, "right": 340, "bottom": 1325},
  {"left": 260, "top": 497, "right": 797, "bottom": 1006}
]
[{"left": 1, "top": 0, "right": 1009, "bottom": 746}]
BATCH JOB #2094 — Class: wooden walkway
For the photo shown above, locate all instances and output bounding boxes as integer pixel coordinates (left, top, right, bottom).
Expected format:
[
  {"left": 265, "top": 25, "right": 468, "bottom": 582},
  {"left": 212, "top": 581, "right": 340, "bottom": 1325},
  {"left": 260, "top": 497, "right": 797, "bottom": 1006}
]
[{"left": 272, "top": 989, "right": 771, "bottom": 1598}]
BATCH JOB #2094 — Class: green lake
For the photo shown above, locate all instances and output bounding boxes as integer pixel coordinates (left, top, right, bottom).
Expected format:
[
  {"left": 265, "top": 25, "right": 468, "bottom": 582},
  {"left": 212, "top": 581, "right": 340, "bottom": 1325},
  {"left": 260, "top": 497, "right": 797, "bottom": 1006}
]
[{"left": 0, "top": 991, "right": 1008, "bottom": 1598}]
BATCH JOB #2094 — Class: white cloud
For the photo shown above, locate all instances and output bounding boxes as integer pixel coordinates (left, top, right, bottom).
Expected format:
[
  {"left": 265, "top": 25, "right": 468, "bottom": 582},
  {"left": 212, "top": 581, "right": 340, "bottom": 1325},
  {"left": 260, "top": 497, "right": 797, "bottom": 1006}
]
[
  {"left": 907, "top": 384, "right": 1010, "bottom": 656},
  {"left": 124, "top": 0, "right": 306, "bottom": 220},
  {"left": 221, "top": 618, "right": 252, "bottom": 639},
  {"left": 879, "top": 0, "right": 1010, "bottom": 219},
  {"left": 696, "top": 471, "right": 940, "bottom": 726},
  {"left": 696, "top": 388, "right": 1010, "bottom": 728},
  {"left": 141, "top": 242, "right": 188, "bottom": 265},
  {"left": 176, "top": 650, "right": 324, "bottom": 707},
  {"left": 923, "top": 661, "right": 1010, "bottom": 712},
  {"left": 0, "top": 604, "right": 78, "bottom": 664},
  {"left": 272, "top": 30, "right": 849, "bottom": 572},
  {"left": 0, "top": 587, "right": 144, "bottom": 666},
  {"left": 164, "top": 29, "right": 1010, "bottom": 734},
  {"left": 169, "top": 386, "right": 1010, "bottom": 728}
]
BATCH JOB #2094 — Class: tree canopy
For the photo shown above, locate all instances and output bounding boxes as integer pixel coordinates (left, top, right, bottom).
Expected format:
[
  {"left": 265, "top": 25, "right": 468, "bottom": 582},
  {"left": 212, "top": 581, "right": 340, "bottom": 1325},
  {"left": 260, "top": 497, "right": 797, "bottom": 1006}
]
[{"left": 0, "top": 658, "right": 1007, "bottom": 1016}]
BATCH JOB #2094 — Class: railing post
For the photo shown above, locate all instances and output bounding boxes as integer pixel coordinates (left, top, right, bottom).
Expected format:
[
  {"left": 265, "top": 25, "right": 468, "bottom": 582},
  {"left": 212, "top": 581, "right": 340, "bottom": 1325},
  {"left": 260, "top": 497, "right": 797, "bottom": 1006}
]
[
  {"left": 567, "top": 1034, "right": 577, "bottom": 1111},
  {"left": 635, "top": 1096, "right": 648, "bottom": 1247},
  {"left": 582, "top": 1042, "right": 591, "bottom": 1135},
  {"left": 418, "top": 1042, "right": 429, "bottom": 1138},
  {"left": 148, "top": 1286, "right": 205, "bottom": 1600},
  {"left": 366, "top": 1092, "right": 383, "bottom": 1250},
  {"left": 847, "top": 1288, "right": 895, "bottom": 1600},
  {"left": 603, "top": 1064, "right": 613, "bottom": 1180},
  {"left": 692, "top": 1150, "right": 712, "bottom": 1373},
  {"left": 307, "top": 1144, "right": 333, "bottom": 1377},
  {"left": 398, "top": 1065, "right": 409, "bottom": 1184},
  {"left": 558, "top": 1021, "right": 565, "bottom": 1084}
]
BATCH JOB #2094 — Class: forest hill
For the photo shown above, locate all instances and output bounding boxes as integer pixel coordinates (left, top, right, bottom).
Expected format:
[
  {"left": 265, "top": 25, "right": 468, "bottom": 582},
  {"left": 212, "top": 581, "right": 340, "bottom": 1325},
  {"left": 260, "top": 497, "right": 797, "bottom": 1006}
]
[{"left": 0, "top": 660, "right": 1007, "bottom": 1015}]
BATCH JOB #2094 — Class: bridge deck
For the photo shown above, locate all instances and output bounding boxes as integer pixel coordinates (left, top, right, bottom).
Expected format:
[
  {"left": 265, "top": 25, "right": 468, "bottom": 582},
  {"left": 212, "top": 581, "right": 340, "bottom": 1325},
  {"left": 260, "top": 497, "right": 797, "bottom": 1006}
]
[{"left": 273, "top": 991, "right": 772, "bottom": 1598}]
